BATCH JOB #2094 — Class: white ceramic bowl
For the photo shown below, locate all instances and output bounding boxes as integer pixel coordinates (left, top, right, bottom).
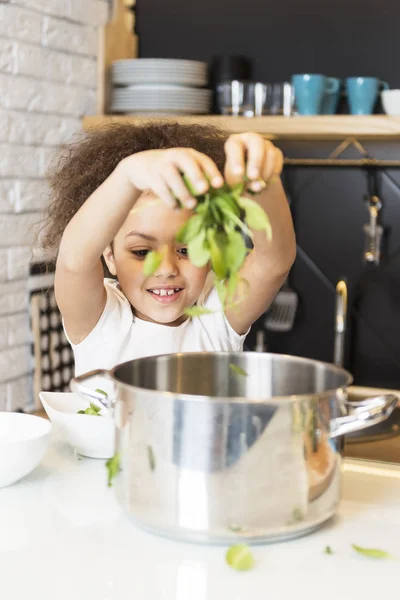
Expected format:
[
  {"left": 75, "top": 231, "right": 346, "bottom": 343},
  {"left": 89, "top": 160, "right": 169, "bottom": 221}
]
[
  {"left": 0, "top": 412, "right": 52, "bottom": 488},
  {"left": 381, "top": 89, "right": 400, "bottom": 115},
  {"left": 39, "top": 392, "right": 114, "bottom": 459}
]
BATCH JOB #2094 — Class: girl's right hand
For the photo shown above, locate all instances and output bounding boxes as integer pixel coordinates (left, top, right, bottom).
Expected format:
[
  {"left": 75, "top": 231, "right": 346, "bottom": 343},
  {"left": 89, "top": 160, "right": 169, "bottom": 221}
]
[{"left": 119, "top": 148, "right": 224, "bottom": 209}]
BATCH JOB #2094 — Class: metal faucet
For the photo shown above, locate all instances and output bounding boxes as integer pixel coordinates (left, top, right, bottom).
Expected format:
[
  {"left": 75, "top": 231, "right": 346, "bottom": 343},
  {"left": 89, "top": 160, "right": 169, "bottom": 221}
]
[{"left": 334, "top": 279, "right": 348, "bottom": 368}]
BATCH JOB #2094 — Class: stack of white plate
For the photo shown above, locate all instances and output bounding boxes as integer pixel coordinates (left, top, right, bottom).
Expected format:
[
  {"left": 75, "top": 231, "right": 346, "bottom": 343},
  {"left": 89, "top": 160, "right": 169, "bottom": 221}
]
[{"left": 110, "top": 59, "right": 211, "bottom": 115}]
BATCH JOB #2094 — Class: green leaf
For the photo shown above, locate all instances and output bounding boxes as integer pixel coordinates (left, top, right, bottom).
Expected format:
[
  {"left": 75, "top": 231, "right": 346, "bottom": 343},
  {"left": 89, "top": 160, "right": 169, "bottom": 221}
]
[
  {"left": 207, "top": 229, "right": 227, "bottom": 279},
  {"left": 176, "top": 214, "right": 204, "bottom": 244},
  {"left": 106, "top": 453, "right": 121, "bottom": 487},
  {"left": 324, "top": 546, "right": 333, "bottom": 555},
  {"left": 95, "top": 388, "right": 108, "bottom": 398},
  {"left": 143, "top": 251, "right": 162, "bottom": 276},
  {"left": 77, "top": 402, "right": 102, "bottom": 416},
  {"left": 147, "top": 445, "right": 156, "bottom": 472},
  {"left": 184, "top": 306, "right": 214, "bottom": 317},
  {"left": 237, "top": 196, "right": 272, "bottom": 240},
  {"left": 223, "top": 231, "right": 247, "bottom": 275},
  {"left": 188, "top": 231, "right": 210, "bottom": 268},
  {"left": 226, "top": 544, "right": 254, "bottom": 571},
  {"left": 292, "top": 507, "right": 304, "bottom": 522},
  {"left": 229, "top": 363, "right": 248, "bottom": 377},
  {"left": 214, "top": 279, "right": 228, "bottom": 307},
  {"left": 352, "top": 544, "right": 393, "bottom": 559},
  {"left": 214, "top": 194, "right": 241, "bottom": 218},
  {"left": 229, "top": 523, "right": 245, "bottom": 533}
]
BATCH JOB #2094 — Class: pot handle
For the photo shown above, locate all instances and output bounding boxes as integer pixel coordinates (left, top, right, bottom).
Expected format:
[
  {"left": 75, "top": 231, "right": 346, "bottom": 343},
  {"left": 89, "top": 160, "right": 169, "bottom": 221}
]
[
  {"left": 70, "top": 369, "right": 113, "bottom": 409},
  {"left": 330, "top": 394, "right": 398, "bottom": 438}
]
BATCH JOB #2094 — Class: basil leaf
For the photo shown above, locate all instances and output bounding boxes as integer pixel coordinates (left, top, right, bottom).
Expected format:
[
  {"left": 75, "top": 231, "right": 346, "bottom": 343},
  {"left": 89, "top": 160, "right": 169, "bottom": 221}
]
[
  {"left": 77, "top": 402, "right": 102, "bottom": 416},
  {"left": 292, "top": 507, "right": 304, "bottom": 522},
  {"left": 207, "top": 229, "right": 227, "bottom": 279},
  {"left": 229, "top": 364, "right": 248, "bottom": 377},
  {"left": 143, "top": 251, "right": 162, "bottom": 276},
  {"left": 176, "top": 214, "right": 204, "bottom": 244},
  {"left": 147, "top": 445, "right": 156, "bottom": 472},
  {"left": 214, "top": 279, "right": 228, "bottom": 307},
  {"left": 352, "top": 544, "right": 392, "bottom": 559},
  {"left": 184, "top": 306, "right": 214, "bottom": 317},
  {"left": 238, "top": 196, "right": 272, "bottom": 240},
  {"left": 188, "top": 231, "right": 210, "bottom": 268},
  {"left": 223, "top": 231, "right": 247, "bottom": 275},
  {"left": 215, "top": 194, "right": 241, "bottom": 218},
  {"left": 226, "top": 544, "right": 254, "bottom": 571},
  {"left": 106, "top": 453, "right": 121, "bottom": 487}
]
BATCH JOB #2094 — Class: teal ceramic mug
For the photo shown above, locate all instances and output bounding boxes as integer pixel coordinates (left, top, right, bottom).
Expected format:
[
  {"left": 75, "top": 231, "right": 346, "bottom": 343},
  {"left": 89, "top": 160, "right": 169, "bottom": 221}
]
[
  {"left": 292, "top": 74, "right": 340, "bottom": 115},
  {"left": 346, "top": 77, "right": 389, "bottom": 115},
  {"left": 321, "top": 78, "right": 342, "bottom": 114}
]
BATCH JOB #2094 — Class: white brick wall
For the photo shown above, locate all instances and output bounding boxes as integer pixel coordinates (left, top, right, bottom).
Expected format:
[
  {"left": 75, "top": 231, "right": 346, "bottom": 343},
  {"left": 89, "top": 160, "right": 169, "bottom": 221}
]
[{"left": 0, "top": 0, "right": 109, "bottom": 410}]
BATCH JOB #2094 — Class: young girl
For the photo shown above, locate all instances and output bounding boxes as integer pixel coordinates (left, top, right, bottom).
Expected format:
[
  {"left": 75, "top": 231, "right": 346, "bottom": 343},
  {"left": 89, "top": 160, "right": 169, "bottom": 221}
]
[{"left": 42, "top": 122, "right": 296, "bottom": 376}]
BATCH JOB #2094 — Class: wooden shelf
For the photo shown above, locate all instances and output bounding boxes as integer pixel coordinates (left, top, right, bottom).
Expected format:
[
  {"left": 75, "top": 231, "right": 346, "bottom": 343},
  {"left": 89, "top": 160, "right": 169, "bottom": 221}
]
[{"left": 83, "top": 115, "right": 400, "bottom": 140}]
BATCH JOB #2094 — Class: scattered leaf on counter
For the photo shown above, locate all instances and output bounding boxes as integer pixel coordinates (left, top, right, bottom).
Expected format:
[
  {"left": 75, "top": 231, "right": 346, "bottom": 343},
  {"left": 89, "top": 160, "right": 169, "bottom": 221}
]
[
  {"left": 95, "top": 388, "right": 108, "bottom": 398},
  {"left": 292, "top": 507, "right": 304, "bottom": 522},
  {"left": 226, "top": 544, "right": 255, "bottom": 571},
  {"left": 77, "top": 402, "right": 102, "bottom": 416},
  {"left": 324, "top": 546, "right": 333, "bottom": 555},
  {"left": 184, "top": 306, "right": 214, "bottom": 317},
  {"left": 147, "top": 445, "right": 156, "bottom": 472},
  {"left": 229, "top": 364, "right": 248, "bottom": 377},
  {"left": 106, "top": 453, "right": 121, "bottom": 487},
  {"left": 229, "top": 524, "right": 245, "bottom": 533},
  {"left": 143, "top": 250, "right": 162, "bottom": 276},
  {"left": 352, "top": 544, "right": 393, "bottom": 559}
]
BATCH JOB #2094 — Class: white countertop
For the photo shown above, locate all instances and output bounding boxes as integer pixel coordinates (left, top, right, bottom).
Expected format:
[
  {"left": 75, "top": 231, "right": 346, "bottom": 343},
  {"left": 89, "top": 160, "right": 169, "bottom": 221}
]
[{"left": 1, "top": 434, "right": 400, "bottom": 600}]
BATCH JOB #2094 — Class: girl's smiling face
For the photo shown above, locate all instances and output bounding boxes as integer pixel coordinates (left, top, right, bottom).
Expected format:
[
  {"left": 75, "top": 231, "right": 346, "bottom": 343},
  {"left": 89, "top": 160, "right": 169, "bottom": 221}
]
[{"left": 103, "top": 194, "right": 209, "bottom": 325}]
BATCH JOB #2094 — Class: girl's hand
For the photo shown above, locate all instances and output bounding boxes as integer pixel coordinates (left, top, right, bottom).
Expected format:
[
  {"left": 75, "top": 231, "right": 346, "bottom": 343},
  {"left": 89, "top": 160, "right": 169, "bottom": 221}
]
[
  {"left": 120, "top": 148, "right": 224, "bottom": 209},
  {"left": 224, "top": 133, "right": 284, "bottom": 192}
]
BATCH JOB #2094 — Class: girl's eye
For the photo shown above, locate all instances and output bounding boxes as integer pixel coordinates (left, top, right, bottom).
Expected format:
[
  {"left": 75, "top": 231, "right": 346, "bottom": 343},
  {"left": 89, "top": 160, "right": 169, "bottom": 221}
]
[
  {"left": 132, "top": 249, "right": 149, "bottom": 258},
  {"left": 177, "top": 247, "right": 188, "bottom": 257}
]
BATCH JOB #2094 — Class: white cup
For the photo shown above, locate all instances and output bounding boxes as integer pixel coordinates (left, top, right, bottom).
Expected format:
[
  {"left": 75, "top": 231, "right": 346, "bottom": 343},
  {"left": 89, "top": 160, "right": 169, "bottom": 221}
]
[{"left": 381, "top": 89, "right": 400, "bottom": 116}]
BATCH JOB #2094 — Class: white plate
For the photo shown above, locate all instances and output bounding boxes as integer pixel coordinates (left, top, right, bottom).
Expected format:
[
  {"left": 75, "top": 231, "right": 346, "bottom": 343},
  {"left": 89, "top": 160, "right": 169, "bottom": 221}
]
[
  {"left": 113, "top": 76, "right": 207, "bottom": 87},
  {"left": 112, "top": 58, "right": 207, "bottom": 69}
]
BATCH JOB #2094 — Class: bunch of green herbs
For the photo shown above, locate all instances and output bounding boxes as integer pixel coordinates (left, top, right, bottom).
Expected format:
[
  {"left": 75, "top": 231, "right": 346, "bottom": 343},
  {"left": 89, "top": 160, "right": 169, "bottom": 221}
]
[{"left": 143, "top": 177, "right": 271, "bottom": 316}]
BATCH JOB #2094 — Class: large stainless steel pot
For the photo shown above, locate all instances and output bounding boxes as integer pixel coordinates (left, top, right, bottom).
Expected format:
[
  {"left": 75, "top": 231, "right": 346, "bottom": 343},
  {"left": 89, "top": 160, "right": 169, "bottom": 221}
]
[{"left": 72, "top": 352, "right": 398, "bottom": 544}]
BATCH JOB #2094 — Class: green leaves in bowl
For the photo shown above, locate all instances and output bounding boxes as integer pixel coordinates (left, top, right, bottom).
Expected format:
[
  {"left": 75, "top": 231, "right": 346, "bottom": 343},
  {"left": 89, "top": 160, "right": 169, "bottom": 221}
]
[{"left": 77, "top": 402, "right": 102, "bottom": 416}]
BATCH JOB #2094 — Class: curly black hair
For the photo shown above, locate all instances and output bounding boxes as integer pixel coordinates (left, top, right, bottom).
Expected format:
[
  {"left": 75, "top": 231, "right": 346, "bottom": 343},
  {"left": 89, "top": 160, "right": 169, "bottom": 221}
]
[{"left": 41, "top": 120, "right": 229, "bottom": 256}]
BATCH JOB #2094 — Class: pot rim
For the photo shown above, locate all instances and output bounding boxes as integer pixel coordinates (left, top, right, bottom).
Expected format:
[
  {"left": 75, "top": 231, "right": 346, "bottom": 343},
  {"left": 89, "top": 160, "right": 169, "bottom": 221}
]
[{"left": 109, "top": 352, "right": 354, "bottom": 404}]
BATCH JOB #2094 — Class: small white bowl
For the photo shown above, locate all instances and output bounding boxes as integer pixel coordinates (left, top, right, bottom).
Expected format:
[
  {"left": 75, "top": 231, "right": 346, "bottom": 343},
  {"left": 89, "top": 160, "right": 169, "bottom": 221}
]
[
  {"left": 381, "top": 89, "right": 400, "bottom": 115},
  {"left": 0, "top": 412, "right": 52, "bottom": 488},
  {"left": 39, "top": 392, "right": 115, "bottom": 459}
]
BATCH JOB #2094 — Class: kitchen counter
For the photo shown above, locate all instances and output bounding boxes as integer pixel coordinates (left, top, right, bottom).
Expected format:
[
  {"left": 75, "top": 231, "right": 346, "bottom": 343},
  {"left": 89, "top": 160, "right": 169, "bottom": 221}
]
[{"left": 1, "top": 435, "right": 400, "bottom": 600}]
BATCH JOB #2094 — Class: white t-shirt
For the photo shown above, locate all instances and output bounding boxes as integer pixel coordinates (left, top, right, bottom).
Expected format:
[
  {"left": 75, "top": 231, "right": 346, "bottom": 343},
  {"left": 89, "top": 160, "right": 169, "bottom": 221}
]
[{"left": 66, "top": 278, "right": 249, "bottom": 376}]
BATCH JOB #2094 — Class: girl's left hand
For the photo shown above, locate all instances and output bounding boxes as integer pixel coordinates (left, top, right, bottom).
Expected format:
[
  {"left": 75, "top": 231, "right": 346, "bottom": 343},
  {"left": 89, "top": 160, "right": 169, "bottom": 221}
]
[{"left": 224, "top": 133, "right": 284, "bottom": 192}]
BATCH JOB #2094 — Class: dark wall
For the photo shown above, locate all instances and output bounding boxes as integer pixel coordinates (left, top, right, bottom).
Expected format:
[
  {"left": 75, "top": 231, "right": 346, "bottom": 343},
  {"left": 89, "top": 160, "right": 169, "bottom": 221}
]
[
  {"left": 136, "top": 0, "right": 400, "bottom": 86},
  {"left": 246, "top": 139, "right": 400, "bottom": 389},
  {"left": 136, "top": 2, "right": 400, "bottom": 388}
]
